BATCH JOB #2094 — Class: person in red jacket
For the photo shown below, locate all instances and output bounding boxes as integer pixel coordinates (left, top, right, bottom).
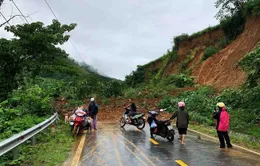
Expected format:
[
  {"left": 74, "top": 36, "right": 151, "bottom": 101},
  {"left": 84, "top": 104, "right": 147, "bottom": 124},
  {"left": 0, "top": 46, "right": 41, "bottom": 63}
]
[{"left": 213, "top": 102, "right": 232, "bottom": 148}]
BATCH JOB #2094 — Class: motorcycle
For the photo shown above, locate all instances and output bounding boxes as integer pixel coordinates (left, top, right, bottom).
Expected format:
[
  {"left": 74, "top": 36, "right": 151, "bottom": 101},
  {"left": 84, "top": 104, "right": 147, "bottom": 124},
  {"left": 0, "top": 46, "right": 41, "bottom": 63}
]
[
  {"left": 70, "top": 109, "right": 86, "bottom": 137},
  {"left": 120, "top": 108, "right": 146, "bottom": 130},
  {"left": 148, "top": 110, "right": 175, "bottom": 142}
]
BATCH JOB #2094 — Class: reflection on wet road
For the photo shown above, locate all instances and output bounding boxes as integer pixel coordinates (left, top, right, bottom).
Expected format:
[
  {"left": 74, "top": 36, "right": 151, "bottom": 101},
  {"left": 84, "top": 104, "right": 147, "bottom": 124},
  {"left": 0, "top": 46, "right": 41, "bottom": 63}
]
[{"left": 79, "top": 123, "right": 260, "bottom": 166}]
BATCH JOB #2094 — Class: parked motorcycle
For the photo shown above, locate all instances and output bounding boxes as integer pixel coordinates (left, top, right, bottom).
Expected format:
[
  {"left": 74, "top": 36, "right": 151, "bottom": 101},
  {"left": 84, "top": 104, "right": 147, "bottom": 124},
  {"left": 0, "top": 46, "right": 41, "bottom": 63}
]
[
  {"left": 69, "top": 108, "right": 86, "bottom": 137},
  {"left": 148, "top": 110, "right": 175, "bottom": 142},
  {"left": 120, "top": 108, "right": 146, "bottom": 130},
  {"left": 70, "top": 114, "right": 84, "bottom": 137}
]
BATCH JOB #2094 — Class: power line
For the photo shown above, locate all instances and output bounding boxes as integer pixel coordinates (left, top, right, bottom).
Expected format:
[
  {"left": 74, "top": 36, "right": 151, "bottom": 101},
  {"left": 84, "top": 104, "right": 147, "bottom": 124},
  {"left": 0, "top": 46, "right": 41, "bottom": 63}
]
[
  {"left": 43, "top": 0, "right": 58, "bottom": 20},
  {"left": 10, "top": 0, "right": 29, "bottom": 23},
  {"left": 43, "top": 0, "right": 85, "bottom": 63},
  {"left": 0, "top": 11, "right": 12, "bottom": 26},
  {"left": 69, "top": 40, "right": 85, "bottom": 63}
]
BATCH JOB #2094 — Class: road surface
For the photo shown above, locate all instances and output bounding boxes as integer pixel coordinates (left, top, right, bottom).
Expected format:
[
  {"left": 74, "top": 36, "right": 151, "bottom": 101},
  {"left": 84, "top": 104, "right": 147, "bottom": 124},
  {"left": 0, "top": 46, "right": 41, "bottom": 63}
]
[{"left": 78, "top": 123, "right": 260, "bottom": 166}]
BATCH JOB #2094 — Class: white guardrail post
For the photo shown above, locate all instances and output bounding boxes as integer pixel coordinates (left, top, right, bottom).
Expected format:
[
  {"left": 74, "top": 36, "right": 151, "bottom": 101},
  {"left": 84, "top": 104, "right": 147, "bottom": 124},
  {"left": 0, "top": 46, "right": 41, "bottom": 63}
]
[{"left": 0, "top": 113, "right": 58, "bottom": 159}]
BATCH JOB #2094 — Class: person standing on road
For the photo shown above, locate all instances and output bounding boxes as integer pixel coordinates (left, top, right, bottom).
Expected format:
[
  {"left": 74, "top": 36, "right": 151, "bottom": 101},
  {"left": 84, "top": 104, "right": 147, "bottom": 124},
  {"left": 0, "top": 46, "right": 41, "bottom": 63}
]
[
  {"left": 170, "top": 101, "right": 189, "bottom": 145},
  {"left": 88, "top": 98, "right": 98, "bottom": 130},
  {"left": 213, "top": 102, "right": 232, "bottom": 148}
]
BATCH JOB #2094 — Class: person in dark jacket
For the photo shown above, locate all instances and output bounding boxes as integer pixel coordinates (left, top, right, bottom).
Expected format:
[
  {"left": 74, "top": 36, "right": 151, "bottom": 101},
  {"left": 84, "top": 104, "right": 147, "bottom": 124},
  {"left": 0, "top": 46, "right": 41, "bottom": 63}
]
[
  {"left": 170, "top": 101, "right": 189, "bottom": 144},
  {"left": 213, "top": 102, "right": 232, "bottom": 148},
  {"left": 125, "top": 99, "right": 139, "bottom": 122},
  {"left": 88, "top": 98, "right": 98, "bottom": 130}
]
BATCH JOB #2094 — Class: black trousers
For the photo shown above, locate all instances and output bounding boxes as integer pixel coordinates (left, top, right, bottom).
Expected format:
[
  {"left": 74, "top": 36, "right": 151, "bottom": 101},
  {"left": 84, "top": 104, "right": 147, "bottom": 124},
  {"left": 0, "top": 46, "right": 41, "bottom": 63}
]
[
  {"left": 150, "top": 128, "right": 154, "bottom": 138},
  {"left": 217, "top": 131, "right": 232, "bottom": 148}
]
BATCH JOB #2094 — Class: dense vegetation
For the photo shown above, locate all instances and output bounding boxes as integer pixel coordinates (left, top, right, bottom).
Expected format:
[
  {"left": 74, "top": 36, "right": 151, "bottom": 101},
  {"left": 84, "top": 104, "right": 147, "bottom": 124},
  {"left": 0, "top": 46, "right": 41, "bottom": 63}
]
[
  {"left": 0, "top": 19, "right": 123, "bottom": 165},
  {"left": 0, "top": 20, "right": 122, "bottom": 140},
  {"left": 0, "top": 122, "right": 73, "bottom": 166},
  {"left": 202, "top": 46, "right": 220, "bottom": 61}
]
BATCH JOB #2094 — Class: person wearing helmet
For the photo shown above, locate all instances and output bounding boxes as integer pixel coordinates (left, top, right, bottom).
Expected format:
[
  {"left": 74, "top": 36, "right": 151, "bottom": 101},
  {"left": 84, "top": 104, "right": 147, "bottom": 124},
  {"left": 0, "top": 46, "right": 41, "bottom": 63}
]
[
  {"left": 213, "top": 102, "right": 232, "bottom": 148},
  {"left": 88, "top": 97, "right": 98, "bottom": 130},
  {"left": 170, "top": 101, "right": 189, "bottom": 144}
]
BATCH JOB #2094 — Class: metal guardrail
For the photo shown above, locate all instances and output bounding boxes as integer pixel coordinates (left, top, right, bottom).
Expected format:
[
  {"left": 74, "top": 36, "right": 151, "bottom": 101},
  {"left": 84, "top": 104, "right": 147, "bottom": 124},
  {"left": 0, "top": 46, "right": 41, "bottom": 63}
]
[{"left": 0, "top": 113, "right": 58, "bottom": 158}]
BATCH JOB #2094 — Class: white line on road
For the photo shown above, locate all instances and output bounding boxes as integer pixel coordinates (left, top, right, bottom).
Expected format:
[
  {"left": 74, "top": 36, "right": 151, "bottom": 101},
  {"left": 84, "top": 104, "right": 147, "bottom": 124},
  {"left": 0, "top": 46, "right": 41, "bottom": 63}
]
[{"left": 188, "top": 128, "right": 260, "bottom": 156}]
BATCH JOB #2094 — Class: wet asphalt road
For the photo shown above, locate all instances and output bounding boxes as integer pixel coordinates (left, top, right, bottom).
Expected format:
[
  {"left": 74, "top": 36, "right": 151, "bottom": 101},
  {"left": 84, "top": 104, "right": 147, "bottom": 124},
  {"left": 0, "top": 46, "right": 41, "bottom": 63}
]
[{"left": 79, "top": 123, "right": 260, "bottom": 166}]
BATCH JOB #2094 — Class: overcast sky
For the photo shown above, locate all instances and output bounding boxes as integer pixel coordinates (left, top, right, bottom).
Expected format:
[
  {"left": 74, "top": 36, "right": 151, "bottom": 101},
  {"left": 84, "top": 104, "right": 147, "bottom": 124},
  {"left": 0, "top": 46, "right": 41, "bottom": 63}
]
[{"left": 0, "top": 0, "right": 219, "bottom": 80}]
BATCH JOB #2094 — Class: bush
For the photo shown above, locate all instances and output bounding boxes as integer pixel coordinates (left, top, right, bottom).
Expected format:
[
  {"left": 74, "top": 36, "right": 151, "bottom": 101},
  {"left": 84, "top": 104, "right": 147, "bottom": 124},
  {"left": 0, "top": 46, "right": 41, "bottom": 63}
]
[
  {"left": 123, "top": 88, "right": 138, "bottom": 98},
  {"left": 62, "top": 99, "right": 84, "bottom": 110},
  {"left": 158, "top": 86, "right": 215, "bottom": 114},
  {"left": 165, "top": 74, "right": 194, "bottom": 88},
  {"left": 154, "top": 50, "right": 178, "bottom": 80},
  {"left": 158, "top": 84, "right": 260, "bottom": 137},
  {"left": 101, "top": 81, "right": 123, "bottom": 98},
  {"left": 0, "top": 115, "right": 45, "bottom": 140},
  {"left": 189, "top": 112, "right": 214, "bottom": 125},
  {"left": 216, "top": 37, "right": 231, "bottom": 48},
  {"left": 202, "top": 46, "right": 219, "bottom": 61},
  {"left": 220, "top": 10, "right": 246, "bottom": 41},
  {"left": 0, "top": 122, "right": 74, "bottom": 166},
  {"left": 125, "top": 65, "right": 146, "bottom": 88},
  {"left": 4, "top": 85, "right": 54, "bottom": 117},
  {"left": 179, "top": 48, "right": 199, "bottom": 73},
  {"left": 245, "top": 0, "right": 260, "bottom": 16},
  {"left": 239, "top": 43, "right": 260, "bottom": 87},
  {"left": 217, "top": 86, "right": 260, "bottom": 110},
  {"left": 173, "top": 34, "right": 189, "bottom": 50}
]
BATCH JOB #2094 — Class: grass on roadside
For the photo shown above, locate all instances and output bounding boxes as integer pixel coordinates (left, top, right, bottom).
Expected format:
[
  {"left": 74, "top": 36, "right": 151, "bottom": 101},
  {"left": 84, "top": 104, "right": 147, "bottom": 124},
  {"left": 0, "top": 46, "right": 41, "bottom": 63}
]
[
  {"left": 0, "top": 121, "right": 74, "bottom": 166},
  {"left": 189, "top": 124, "right": 260, "bottom": 153}
]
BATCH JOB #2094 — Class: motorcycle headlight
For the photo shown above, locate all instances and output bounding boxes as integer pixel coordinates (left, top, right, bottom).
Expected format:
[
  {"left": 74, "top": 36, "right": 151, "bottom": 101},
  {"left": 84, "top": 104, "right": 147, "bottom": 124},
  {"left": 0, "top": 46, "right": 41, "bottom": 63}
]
[{"left": 70, "top": 122, "right": 74, "bottom": 125}]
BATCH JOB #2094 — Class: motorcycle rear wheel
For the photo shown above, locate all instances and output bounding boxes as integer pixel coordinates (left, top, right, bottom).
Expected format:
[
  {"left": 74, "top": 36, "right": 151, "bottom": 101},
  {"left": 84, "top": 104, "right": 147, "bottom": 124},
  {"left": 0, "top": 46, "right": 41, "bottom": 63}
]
[
  {"left": 166, "top": 132, "right": 174, "bottom": 142},
  {"left": 120, "top": 117, "right": 126, "bottom": 128},
  {"left": 136, "top": 118, "right": 145, "bottom": 130}
]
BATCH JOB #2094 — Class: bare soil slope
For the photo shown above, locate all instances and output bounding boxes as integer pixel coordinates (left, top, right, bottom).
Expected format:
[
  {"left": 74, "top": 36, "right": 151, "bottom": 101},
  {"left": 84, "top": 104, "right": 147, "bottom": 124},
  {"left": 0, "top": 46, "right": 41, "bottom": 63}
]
[
  {"left": 164, "top": 28, "right": 224, "bottom": 75},
  {"left": 192, "top": 16, "right": 260, "bottom": 90}
]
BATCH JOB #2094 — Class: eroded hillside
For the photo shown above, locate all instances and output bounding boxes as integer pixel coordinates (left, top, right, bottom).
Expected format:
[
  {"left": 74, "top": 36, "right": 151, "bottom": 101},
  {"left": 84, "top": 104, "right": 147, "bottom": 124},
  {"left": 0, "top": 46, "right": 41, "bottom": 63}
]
[
  {"left": 136, "top": 16, "right": 260, "bottom": 91},
  {"left": 192, "top": 16, "right": 260, "bottom": 90}
]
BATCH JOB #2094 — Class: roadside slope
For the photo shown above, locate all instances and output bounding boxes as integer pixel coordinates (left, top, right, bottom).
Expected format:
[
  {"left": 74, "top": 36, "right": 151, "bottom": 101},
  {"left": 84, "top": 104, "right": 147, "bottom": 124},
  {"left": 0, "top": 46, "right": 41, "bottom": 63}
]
[{"left": 192, "top": 16, "right": 260, "bottom": 90}]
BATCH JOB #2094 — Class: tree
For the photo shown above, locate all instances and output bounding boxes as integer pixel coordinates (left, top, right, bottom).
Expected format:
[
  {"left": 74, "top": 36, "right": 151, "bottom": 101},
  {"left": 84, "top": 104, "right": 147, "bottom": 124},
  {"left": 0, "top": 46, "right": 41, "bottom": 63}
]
[
  {"left": 0, "top": 0, "right": 4, "bottom": 7},
  {"left": 0, "top": 20, "right": 76, "bottom": 101},
  {"left": 125, "top": 65, "right": 145, "bottom": 87},
  {"left": 215, "top": 0, "right": 247, "bottom": 20},
  {"left": 0, "top": 39, "right": 23, "bottom": 100}
]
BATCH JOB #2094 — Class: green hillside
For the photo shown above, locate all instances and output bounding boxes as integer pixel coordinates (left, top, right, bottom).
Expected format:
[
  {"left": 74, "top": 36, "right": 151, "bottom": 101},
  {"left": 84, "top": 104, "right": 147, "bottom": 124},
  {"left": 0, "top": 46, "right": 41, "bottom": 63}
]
[{"left": 0, "top": 20, "right": 122, "bottom": 141}]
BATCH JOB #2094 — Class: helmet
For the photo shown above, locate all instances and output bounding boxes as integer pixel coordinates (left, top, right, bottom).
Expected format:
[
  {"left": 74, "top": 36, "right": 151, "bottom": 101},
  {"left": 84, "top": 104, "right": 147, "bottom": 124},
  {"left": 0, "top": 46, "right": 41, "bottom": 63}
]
[
  {"left": 178, "top": 101, "right": 185, "bottom": 108},
  {"left": 216, "top": 102, "right": 225, "bottom": 108},
  {"left": 90, "top": 98, "right": 95, "bottom": 102}
]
